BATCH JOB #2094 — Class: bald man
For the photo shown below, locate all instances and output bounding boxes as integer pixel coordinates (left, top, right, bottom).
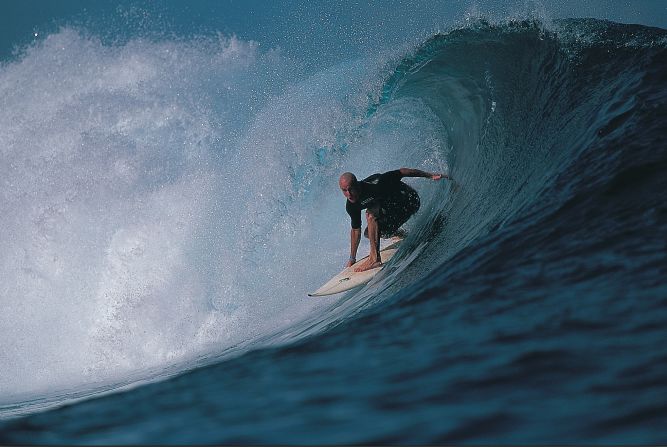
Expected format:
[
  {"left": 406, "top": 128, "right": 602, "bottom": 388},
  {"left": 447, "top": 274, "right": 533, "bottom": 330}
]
[{"left": 339, "top": 168, "right": 448, "bottom": 272}]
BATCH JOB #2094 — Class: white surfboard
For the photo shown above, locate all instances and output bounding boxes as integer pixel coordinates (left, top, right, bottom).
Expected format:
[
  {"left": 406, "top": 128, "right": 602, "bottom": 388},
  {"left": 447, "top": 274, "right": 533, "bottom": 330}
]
[{"left": 308, "top": 241, "right": 401, "bottom": 297}]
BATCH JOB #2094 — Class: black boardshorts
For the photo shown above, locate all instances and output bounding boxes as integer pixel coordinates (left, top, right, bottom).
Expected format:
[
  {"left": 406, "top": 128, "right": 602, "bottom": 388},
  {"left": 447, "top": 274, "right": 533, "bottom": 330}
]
[{"left": 366, "top": 183, "right": 420, "bottom": 238}]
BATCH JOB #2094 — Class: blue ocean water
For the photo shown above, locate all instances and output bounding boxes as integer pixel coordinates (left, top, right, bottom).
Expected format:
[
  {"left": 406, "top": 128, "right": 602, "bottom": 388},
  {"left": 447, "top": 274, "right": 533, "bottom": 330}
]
[{"left": 1, "top": 1, "right": 666, "bottom": 444}]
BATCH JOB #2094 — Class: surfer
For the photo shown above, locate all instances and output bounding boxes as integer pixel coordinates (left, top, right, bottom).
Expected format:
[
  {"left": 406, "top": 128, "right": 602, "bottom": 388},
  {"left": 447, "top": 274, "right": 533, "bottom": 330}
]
[{"left": 339, "top": 168, "right": 448, "bottom": 272}]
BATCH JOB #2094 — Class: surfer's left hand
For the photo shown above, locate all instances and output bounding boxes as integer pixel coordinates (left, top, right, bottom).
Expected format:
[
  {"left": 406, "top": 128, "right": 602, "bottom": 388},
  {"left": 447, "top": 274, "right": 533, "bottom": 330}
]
[{"left": 431, "top": 173, "right": 449, "bottom": 180}]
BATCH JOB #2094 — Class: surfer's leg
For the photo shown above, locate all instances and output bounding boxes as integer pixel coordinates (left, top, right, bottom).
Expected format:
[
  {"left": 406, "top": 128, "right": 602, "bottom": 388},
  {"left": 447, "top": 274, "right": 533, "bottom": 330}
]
[
  {"left": 366, "top": 211, "right": 383, "bottom": 268},
  {"left": 354, "top": 208, "right": 382, "bottom": 272},
  {"left": 366, "top": 209, "right": 381, "bottom": 263}
]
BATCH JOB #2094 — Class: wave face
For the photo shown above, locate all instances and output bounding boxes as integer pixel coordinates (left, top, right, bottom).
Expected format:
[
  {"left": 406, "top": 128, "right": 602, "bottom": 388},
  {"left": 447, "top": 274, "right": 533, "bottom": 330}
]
[{"left": 1, "top": 17, "right": 667, "bottom": 443}]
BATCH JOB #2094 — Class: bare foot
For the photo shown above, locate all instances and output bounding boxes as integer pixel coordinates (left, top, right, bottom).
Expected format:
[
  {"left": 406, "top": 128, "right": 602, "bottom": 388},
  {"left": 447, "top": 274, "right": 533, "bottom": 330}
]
[{"left": 354, "top": 259, "right": 382, "bottom": 272}]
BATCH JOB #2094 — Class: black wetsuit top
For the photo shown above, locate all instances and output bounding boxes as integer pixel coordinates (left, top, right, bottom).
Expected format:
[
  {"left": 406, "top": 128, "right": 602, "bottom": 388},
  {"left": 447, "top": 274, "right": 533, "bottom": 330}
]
[{"left": 346, "top": 170, "right": 419, "bottom": 232}]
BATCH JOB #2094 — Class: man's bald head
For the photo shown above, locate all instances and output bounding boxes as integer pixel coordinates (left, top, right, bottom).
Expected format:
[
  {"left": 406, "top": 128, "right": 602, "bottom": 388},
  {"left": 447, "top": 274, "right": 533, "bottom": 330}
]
[
  {"left": 339, "top": 172, "right": 359, "bottom": 202},
  {"left": 339, "top": 172, "right": 357, "bottom": 186}
]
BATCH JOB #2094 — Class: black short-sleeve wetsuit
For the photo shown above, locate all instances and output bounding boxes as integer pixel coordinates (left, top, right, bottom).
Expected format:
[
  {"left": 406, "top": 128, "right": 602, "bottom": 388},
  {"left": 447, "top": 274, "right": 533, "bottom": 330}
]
[{"left": 345, "top": 170, "right": 420, "bottom": 238}]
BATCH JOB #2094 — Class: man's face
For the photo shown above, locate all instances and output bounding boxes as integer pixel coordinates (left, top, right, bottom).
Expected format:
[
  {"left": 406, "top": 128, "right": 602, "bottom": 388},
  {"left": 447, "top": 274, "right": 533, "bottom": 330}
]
[{"left": 339, "top": 177, "right": 359, "bottom": 203}]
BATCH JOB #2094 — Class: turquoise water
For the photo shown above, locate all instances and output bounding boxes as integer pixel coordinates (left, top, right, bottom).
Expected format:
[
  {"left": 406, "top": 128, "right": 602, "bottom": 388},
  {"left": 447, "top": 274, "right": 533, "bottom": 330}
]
[{"left": 1, "top": 1, "right": 666, "bottom": 444}]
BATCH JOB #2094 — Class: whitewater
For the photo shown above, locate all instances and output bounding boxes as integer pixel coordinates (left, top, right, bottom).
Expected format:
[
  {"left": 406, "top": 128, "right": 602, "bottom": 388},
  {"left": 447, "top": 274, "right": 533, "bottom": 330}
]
[{"left": 1, "top": 2, "right": 666, "bottom": 444}]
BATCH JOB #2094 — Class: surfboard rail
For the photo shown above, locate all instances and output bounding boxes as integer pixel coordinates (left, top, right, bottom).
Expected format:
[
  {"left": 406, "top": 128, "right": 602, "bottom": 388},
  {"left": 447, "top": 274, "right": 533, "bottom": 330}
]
[{"left": 308, "top": 240, "right": 401, "bottom": 297}]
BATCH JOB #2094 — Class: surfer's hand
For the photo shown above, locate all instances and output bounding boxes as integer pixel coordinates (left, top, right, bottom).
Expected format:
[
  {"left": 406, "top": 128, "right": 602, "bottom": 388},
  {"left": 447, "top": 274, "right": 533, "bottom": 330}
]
[
  {"left": 345, "top": 257, "right": 356, "bottom": 268},
  {"left": 431, "top": 173, "right": 449, "bottom": 180}
]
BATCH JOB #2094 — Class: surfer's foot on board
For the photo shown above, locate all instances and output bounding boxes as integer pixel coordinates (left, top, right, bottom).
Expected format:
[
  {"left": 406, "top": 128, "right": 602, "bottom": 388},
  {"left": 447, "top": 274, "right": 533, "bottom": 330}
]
[
  {"left": 391, "top": 228, "right": 407, "bottom": 240},
  {"left": 354, "top": 258, "right": 382, "bottom": 272}
]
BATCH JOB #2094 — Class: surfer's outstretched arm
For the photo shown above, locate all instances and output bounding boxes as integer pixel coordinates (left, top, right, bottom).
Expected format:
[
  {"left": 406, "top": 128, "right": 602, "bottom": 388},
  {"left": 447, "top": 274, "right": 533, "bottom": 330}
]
[
  {"left": 346, "top": 228, "right": 361, "bottom": 267},
  {"left": 398, "top": 167, "right": 449, "bottom": 181}
]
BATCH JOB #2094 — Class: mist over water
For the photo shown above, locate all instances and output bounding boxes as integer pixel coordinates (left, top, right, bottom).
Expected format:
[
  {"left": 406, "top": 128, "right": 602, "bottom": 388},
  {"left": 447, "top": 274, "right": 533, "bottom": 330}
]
[
  {"left": 1, "top": 29, "right": 262, "bottom": 396},
  {"left": 0, "top": 21, "right": 450, "bottom": 400}
]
